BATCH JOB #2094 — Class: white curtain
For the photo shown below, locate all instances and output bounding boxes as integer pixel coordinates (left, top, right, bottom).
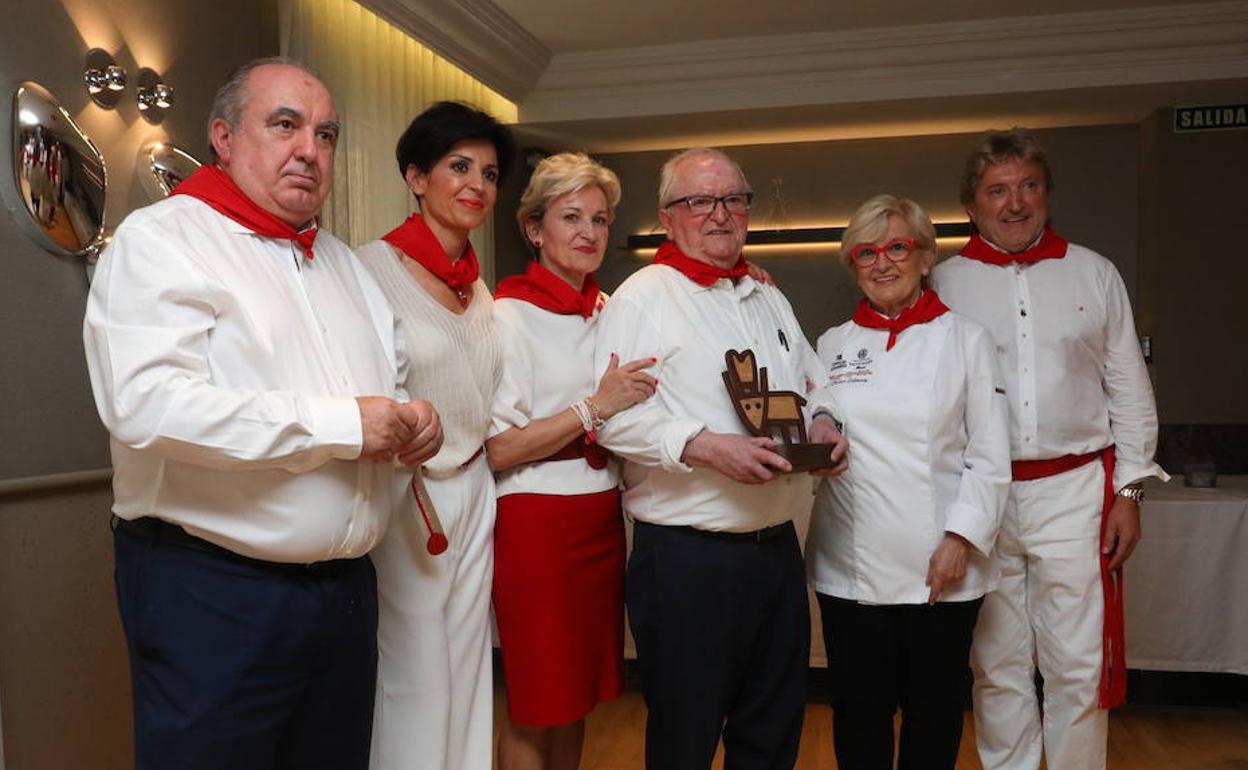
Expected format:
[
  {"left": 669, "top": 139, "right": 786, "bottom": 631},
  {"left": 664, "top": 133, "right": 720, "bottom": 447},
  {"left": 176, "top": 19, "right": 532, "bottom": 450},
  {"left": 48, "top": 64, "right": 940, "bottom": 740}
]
[{"left": 278, "top": 0, "right": 517, "bottom": 281}]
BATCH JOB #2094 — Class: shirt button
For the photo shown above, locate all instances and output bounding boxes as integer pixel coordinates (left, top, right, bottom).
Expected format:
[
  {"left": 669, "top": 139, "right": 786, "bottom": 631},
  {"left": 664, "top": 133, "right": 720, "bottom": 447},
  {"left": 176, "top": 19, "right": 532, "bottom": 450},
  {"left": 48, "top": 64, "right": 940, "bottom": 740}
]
[
  {"left": 1024, "top": 401, "right": 1030, "bottom": 406},
  {"left": 342, "top": 377, "right": 349, "bottom": 386}
]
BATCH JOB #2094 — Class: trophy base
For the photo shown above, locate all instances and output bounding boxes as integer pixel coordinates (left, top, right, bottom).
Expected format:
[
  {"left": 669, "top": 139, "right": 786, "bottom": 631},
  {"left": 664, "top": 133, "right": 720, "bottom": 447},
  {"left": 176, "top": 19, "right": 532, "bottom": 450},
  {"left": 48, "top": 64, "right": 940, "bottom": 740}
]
[{"left": 774, "top": 442, "right": 838, "bottom": 473}]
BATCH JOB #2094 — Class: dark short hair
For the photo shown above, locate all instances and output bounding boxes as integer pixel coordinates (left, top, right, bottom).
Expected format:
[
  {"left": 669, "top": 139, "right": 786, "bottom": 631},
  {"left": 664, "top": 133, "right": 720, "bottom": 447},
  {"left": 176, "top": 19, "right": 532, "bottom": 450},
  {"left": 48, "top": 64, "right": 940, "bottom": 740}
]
[
  {"left": 394, "top": 101, "right": 517, "bottom": 190},
  {"left": 959, "top": 127, "right": 1054, "bottom": 206}
]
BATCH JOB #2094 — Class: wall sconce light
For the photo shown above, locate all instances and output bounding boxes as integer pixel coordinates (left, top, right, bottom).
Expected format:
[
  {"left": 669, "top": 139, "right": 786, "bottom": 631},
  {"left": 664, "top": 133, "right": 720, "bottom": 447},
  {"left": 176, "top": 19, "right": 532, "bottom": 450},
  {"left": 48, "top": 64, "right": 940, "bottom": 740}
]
[
  {"left": 625, "top": 222, "right": 973, "bottom": 251},
  {"left": 83, "top": 48, "right": 126, "bottom": 109},
  {"left": 135, "top": 67, "right": 174, "bottom": 124}
]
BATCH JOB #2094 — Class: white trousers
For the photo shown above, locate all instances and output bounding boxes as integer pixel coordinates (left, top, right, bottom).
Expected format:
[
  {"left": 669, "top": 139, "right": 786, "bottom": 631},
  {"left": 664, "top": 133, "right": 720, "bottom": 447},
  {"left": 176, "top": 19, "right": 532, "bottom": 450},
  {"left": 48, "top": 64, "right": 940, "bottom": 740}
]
[
  {"left": 370, "top": 455, "right": 496, "bottom": 770},
  {"left": 971, "top": 460, "right": 1107, "bottom": 770}
]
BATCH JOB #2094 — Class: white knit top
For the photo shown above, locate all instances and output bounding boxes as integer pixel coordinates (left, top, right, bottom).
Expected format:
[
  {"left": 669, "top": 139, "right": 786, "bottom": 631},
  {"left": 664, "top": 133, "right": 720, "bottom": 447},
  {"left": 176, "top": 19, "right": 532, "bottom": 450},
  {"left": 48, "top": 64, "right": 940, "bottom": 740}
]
[{"left": 356, "top": 239, "right": 502, "bottom": 478}]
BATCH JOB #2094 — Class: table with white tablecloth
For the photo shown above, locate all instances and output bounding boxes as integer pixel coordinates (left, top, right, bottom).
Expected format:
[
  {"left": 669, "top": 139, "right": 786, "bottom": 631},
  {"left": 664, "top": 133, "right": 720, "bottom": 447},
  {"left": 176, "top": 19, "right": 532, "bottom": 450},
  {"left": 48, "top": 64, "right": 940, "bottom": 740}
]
[{"left": 1124, "top": 476, "right": 1248, "bottom": 675}]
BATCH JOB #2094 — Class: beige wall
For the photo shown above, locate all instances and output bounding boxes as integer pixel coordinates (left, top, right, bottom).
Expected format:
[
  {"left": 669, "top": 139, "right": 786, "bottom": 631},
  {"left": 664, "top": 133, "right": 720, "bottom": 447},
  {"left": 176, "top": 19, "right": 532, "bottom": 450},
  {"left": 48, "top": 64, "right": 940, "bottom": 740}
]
[{"left": 0, "top": 2, "right": 275, "bottom": 767}]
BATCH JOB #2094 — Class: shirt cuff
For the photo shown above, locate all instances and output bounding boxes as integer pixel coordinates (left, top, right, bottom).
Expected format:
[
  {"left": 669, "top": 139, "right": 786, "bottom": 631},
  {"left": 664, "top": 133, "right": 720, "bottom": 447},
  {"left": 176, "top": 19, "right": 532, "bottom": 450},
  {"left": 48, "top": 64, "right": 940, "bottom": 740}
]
[
  {"left": 1113, "top": 460, "right": 1171, "bottom": 492},
  {"left": 659, "top": 418, "right": 706, "bottom": 473},
  {"left": 308, "top": 396, "right": 364, "bottom": 460},
  {"left": 943, "top": 501, "right": 996, "bottom": 558}
]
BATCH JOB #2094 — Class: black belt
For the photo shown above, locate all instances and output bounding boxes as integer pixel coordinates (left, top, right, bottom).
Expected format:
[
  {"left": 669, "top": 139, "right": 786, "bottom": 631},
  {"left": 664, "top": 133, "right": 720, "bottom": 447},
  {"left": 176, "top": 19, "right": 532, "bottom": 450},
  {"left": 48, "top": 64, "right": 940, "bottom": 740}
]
[
  {"left": 113, "top": 516, "right": 365, "bottom": 573},
  {"left": 635, "top": 519, "right": 793, "bottom": 543}
]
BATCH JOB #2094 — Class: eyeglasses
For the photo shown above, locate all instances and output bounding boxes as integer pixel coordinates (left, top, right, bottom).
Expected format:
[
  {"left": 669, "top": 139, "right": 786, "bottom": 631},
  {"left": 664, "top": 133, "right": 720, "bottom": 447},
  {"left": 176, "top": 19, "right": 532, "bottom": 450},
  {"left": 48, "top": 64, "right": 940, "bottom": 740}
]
[
  {"left": 848, "top": 237, "right": 918, "bottom": 266},
  {"left": 663, "top": 192, "right": 754, "bottom": 216}
]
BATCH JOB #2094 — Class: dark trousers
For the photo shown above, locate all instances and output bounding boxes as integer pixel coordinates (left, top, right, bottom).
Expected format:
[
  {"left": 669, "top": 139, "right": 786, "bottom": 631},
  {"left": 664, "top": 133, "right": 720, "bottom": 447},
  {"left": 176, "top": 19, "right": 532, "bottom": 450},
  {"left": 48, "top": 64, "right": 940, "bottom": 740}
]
[
  {"left": 627, "top": 521, "right": 809, "bottom": 770},
  {"left": 113, "top": 518, "right": 378, "bottom": 770},
  {"left": 816, "top": 593, "right": 982, "bottom": 770}
]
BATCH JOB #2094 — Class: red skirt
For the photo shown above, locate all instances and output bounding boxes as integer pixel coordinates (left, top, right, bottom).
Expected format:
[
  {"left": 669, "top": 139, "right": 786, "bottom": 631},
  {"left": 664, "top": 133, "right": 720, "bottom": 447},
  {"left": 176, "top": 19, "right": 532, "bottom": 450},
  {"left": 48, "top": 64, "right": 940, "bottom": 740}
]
[{"left": 493, "top": 488, "right": 625, "bottom": 726}]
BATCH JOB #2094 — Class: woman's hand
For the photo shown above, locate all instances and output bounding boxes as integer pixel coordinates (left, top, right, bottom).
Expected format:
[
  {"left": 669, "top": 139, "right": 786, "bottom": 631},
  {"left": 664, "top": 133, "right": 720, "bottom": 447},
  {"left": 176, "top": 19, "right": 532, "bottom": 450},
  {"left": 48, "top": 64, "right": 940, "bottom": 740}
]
[
  {"left": 925, "top": 533, "right": 971, "bottom": 605},
  {"left": 745, "top": 260, "right": 774, "bottom": 285},
  {"left": 593, "top": 353, "right": 658, "bottom": 420}
]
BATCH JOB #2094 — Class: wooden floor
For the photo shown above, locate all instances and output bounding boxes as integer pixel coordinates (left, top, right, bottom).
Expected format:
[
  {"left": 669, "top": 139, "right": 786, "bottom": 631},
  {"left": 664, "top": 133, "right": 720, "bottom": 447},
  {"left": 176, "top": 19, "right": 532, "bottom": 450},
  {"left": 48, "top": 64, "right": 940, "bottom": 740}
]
[{"left": 501, "top": 690, "right": 1248, "bottom": 770}]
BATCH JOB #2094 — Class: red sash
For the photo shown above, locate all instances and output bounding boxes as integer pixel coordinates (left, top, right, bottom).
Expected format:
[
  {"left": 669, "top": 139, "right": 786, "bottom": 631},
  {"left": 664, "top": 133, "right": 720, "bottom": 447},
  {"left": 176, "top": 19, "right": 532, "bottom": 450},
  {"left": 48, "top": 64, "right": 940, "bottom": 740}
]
[
  {"left": 538, "top": 434, "right": 610, "bottom": 470},
  {"left": 1012, "top": 446, "right": 1126, "bottom": 708}
]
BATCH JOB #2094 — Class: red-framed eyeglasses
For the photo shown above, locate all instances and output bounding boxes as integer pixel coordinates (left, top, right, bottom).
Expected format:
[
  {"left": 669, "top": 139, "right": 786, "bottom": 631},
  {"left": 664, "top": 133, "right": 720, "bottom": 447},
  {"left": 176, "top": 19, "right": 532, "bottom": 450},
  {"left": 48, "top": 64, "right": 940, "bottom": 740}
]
[{"left": 849, "top": 237, "right": 918, "bottom": 266}]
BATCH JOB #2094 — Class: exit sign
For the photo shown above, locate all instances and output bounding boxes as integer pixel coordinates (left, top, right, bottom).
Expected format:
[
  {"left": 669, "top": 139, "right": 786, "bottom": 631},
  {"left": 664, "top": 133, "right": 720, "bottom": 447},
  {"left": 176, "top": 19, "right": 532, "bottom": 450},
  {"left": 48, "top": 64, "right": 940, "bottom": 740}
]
[{"left": 1174, "top": 104, "right": 1248, "bottom": 133}]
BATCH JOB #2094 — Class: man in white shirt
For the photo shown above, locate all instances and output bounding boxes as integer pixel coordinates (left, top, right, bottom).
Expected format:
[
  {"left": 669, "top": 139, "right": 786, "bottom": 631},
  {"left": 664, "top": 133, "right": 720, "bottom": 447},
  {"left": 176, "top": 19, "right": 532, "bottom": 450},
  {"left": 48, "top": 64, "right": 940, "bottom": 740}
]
[
  {"left": 594, "top": 148, "right": 847, "bottom": 770},
  {"left": 83, "top": 58, "right": 441, "bottom": 770},
  {"left": 932, "top": 128, "right": 1168, "bottom": 770}
]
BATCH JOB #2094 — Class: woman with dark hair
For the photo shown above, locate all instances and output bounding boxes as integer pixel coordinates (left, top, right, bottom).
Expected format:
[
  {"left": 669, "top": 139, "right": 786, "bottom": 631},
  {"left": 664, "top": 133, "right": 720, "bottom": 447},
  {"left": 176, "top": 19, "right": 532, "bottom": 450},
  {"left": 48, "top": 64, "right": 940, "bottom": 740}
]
[{"left": 356, "top": 101, "right": 517, "bottom": 770}]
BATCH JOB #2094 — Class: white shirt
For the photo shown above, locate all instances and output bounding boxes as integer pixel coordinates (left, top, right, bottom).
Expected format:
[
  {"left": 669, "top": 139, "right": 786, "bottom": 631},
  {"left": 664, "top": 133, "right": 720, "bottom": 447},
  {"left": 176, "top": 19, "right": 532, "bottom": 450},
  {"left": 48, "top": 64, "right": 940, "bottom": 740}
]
[
  {"left": 84, "top": 195, "right": 405, "bottom": 564},
  {"left": 806, "top": 312, "right": 1010, "bottom": 604},
  {"left": 356, "top": 240, "right": 502, "bottom": 478},
  {"left": 933, "top": 242, "right": 1168, "bottom": 491},
  {"left": 490, "top": 297, "right": 621, "bottom": 497},
  {"left": 594, "top": 264, "right": 836, "bottom": 532}
]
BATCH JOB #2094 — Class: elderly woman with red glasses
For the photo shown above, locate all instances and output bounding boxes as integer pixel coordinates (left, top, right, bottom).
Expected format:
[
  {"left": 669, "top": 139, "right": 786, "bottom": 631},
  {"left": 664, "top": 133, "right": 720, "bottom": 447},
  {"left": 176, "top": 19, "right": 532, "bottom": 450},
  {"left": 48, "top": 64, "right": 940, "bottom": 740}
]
[{"left": 806, "top": 194, "right": 1011, "bottom": 770}]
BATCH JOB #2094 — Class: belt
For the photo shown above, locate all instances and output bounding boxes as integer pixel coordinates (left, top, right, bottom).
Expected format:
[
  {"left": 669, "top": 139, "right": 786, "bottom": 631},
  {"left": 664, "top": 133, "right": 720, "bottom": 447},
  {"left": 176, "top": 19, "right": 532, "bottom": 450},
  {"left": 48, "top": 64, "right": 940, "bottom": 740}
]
[
  {"left": 635, "top": 519, "right": 793, "bottom": 543},
  {"left": 113, "top": 516, "right": 365, "bottom": 573},
  {"left": 538, "top": 435, "right": 610, "bottom": 470}
]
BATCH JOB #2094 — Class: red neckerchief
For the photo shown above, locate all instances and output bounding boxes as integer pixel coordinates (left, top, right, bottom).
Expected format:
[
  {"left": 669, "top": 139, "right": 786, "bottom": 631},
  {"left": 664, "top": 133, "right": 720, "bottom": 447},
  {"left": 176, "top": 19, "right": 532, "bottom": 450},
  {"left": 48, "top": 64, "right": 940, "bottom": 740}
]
[
  {"left": 961, "top": 224, "right": 1068, "bottom": 266},
  {"left": 494, "top": 261, "right": 604, "bottom": 319},
  {"left": 851, "top": 288, "right": 950, "bottom": 351},
  {"left": 653, "top": 241, "right": 748, "bottom": 287},
  {"left": 383, "top": 213, "right": 479, "bottom": 306},
  {"left": 172, "top": 165, "right": 318, "bottom": 260}
]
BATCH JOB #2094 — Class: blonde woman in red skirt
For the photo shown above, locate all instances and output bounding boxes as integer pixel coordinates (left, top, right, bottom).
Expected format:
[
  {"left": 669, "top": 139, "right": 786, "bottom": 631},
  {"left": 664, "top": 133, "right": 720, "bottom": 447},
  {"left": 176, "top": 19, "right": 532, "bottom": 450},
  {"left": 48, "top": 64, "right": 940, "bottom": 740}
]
[{"left": 487, "top": 152, "right": 657, "bottom": 770}]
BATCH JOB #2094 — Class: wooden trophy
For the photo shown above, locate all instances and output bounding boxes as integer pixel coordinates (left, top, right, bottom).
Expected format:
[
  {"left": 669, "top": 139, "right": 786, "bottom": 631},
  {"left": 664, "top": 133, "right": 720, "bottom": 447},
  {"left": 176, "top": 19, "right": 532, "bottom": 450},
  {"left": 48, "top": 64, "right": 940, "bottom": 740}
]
[{"left": 722, "top": 349, "right": 836, "bottom": 473}]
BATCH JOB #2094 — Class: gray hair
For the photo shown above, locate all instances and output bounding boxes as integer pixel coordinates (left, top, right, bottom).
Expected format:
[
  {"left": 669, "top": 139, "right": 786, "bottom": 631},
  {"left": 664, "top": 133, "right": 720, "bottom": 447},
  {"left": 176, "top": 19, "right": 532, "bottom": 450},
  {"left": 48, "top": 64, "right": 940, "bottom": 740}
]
[
  {"left": 657, "top": 147, "right": 751, "bottom": 207},
  {"left": 206, "top": 56, "right": 321, "bottom": 161}
]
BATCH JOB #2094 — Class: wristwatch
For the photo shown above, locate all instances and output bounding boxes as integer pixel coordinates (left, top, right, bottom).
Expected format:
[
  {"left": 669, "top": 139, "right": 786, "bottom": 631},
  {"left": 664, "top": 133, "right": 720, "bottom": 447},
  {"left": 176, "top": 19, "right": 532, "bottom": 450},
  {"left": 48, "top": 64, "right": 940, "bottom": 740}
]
[{"left": 1117, "top": 483, "right": 1145, "bottom": 503}]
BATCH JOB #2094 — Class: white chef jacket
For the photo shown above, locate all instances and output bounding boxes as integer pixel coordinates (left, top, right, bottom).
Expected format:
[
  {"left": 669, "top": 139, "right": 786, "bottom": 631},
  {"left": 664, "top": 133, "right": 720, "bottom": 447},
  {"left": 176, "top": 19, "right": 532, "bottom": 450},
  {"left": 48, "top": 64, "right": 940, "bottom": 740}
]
[
  {"left": 490, "top": 297, "right": 621, "bottom": 497},
  {"left": 932, "top": 242, "right": 1168, "bottom": 491},
  {"left": 806, "top": 312, "right": 1010, "bottom": 604},
  {"left": 593, "top": 264, "right": 836, "bottom": 532},
  {"left": 84, "top": 195, "right": 406, "bottom": 563}
]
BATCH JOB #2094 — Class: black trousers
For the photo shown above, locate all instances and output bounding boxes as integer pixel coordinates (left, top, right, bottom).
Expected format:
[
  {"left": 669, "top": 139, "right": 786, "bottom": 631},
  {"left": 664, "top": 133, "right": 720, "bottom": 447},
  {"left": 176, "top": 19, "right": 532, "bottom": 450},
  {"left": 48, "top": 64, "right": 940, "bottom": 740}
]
[
  {"left": 113, "top": 517, "right": 378, "bottom": 770},
  {"left": 627, "top": 521, "right": 809, "bottom": 770},
  {"left": 816, "top": 593, "right": 982, "bottom": 770}
]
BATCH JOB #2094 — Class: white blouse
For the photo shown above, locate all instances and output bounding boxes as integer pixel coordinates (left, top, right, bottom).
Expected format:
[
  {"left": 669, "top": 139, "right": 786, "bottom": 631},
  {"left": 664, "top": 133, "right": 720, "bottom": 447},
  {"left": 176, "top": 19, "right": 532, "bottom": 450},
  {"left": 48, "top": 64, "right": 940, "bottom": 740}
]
[
  {"left": 806, "top": 311, "right": 1010, "bottom": 604},
  {"left": 490, "top": 297, "right": 621, "bottom": 497},
  {"left": 355, "top": 239, "right": 502, "bottom": 478}
]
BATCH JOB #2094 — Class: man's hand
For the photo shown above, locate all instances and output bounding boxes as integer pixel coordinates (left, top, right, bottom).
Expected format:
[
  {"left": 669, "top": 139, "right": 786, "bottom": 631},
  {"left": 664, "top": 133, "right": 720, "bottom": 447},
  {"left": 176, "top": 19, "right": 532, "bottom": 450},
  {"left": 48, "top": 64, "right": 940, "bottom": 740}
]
[
  {"left": 681, "top": 430, "right": 790, "bottom": 484},
  {"left": 395, "top": 400, "right": 443, "bottom": 467},
  {"left": 926, "top": 533, "right": 971, "bottom": 605},
  {"left": 1103, "top": 495, "right": 1141, "bottom": 571},
  {"left": 809, "top": 416, "right": 849, "bottom": 477},
  {"left": 357, "top": 397, "right": 413, "bottom": 461}
]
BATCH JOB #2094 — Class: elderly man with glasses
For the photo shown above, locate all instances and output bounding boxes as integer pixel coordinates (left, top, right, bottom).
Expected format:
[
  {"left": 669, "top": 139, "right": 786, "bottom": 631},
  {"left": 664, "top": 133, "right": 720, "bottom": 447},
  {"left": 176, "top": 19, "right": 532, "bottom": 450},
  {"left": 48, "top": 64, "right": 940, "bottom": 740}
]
[{"left": 593, "top": 147, "right": 848, "bottom": 770}]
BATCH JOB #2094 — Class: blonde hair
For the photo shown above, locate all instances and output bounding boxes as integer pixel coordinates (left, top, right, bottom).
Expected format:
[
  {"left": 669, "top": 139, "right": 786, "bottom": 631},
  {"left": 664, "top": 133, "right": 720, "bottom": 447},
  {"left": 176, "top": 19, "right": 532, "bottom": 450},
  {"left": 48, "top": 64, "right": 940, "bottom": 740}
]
[
  {"left": 516, "top": 152, "right": 621, "bottom": 250},
  {"left": 840, "top": 194, "right": 938, "bottom": 283}
]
